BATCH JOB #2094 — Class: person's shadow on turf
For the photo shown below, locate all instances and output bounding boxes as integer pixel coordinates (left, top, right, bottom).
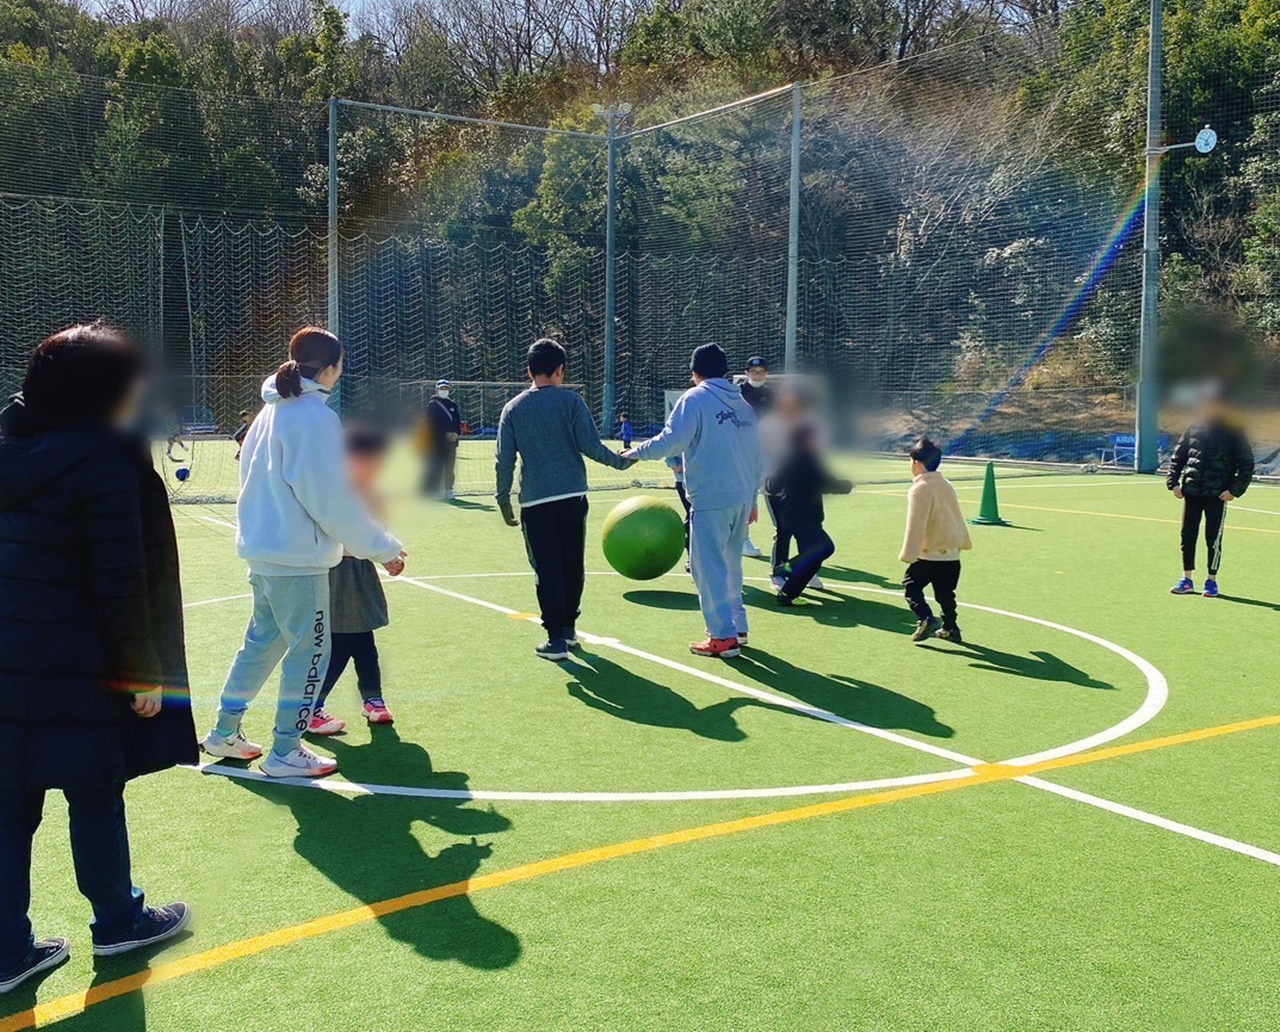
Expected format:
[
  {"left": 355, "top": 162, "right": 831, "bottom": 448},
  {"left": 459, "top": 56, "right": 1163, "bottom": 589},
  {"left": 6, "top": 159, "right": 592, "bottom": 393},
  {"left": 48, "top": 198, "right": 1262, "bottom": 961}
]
[
  {"left": 754, "top": 587, "right": 917, "bottom": 636},
  {"left": 240, "top": 726, "right": 520, "bottom": 971},
  {"left": 732, "top": 648, "right": 955, "bottom": 739},
  {"left": 917, "top": 643, "right": 1116, "bottom": 691},
  {"left": 803, "top": 565, "right": 900, "bottom": 590},
  {"left": 565, "top": 650, "right": 775, "bottom": 741}
]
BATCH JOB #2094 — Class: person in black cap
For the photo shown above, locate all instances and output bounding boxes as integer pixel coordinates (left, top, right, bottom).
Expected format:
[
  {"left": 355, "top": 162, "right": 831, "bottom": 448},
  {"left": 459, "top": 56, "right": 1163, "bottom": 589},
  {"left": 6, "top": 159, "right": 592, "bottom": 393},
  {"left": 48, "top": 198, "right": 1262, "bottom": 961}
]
[
  {"left": 740, "top": 356, "right": 773, "bottom": 416},
  {"left": 738, "top": 356, "right": 773, "bottom": 558},
  {"left": 423, "top": 378, "right": 463, "bottom": 500},
  {"left": 623, "top": 343, "right": 762, "bottom": 658}
]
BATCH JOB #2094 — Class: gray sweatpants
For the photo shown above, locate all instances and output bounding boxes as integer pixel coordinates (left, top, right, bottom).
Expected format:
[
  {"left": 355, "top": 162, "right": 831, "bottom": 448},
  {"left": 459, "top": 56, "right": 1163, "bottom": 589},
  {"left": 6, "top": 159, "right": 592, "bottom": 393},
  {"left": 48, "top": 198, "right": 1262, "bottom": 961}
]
[
  {"left": 214, "top": 573, "right": 331, "bottom": 756},
  {"left": 689, "top": 502, "right": 752, "bottom": 640}
]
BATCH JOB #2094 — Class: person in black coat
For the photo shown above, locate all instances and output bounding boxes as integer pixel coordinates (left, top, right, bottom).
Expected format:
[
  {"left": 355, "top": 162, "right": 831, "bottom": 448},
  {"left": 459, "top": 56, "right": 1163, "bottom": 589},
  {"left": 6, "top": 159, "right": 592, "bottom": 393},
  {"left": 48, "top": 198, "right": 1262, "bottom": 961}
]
[
  {"left": 423, "top": 378, "right": 463, "bottom": 499},
  {"left": 1166, "top": 391, "right": 1255, "bottom": 597},
  {"left": 0, "top": 324, "right": 195, "bottom": 995},
  {"left": 764, "top": 421, "right": 853, "bottom": 604}
]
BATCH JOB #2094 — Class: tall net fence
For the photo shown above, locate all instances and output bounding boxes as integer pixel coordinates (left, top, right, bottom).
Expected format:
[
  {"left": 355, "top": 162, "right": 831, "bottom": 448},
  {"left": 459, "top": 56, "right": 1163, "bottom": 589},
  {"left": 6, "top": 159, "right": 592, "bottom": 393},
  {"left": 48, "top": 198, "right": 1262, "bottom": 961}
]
[{"left": 2, "top": 9, "right": 1279, "bottom": 500}]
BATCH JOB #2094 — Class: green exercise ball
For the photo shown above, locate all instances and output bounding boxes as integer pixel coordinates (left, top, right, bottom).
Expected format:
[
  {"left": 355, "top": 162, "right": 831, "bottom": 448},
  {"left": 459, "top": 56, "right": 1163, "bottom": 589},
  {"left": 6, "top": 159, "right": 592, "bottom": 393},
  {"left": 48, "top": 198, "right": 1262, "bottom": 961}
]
[{"left": 602, "top": 496, "right": 686, "bottom": 581}]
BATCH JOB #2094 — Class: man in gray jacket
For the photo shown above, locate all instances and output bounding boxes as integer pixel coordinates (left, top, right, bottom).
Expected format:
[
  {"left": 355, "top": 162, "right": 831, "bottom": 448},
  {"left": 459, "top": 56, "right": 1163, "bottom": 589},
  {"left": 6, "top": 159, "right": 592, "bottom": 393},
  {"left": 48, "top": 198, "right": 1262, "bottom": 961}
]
[
  {"left": 623, "top": 343, "right": 762, "bottom": 658},
  {"left": 496, "top": 338, "right": 633, "bottom": 660}
]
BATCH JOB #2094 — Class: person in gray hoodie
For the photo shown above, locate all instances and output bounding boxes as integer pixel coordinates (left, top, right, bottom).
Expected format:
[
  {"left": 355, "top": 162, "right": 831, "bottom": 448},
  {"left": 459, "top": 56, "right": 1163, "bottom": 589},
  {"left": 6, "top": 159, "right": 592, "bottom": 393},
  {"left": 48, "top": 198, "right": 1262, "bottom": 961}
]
[{"left": 623, "top": 344, "right": 762, "bottom": 658}]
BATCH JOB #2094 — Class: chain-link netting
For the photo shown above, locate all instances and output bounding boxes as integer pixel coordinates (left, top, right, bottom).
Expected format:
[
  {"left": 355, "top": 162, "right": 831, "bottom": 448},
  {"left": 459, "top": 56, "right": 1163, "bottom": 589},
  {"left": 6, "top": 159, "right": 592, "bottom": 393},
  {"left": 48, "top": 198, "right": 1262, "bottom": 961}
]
[{"left": 2, "top": 8, "right": 1279, "bottom": 500}]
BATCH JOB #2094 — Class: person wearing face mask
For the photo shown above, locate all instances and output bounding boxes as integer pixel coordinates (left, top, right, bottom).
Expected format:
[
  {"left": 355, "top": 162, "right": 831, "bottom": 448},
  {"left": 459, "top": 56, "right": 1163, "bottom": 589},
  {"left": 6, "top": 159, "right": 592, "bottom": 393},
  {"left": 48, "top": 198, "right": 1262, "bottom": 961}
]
[
  {"left": 0, "top": 323, "right": 198, "bottom": 991},
  {"left": 739, "top": 356, "right": 773, "bottom": 559},
  {"left": 424, "top": 378, "right": 463, "bottom": 500}
]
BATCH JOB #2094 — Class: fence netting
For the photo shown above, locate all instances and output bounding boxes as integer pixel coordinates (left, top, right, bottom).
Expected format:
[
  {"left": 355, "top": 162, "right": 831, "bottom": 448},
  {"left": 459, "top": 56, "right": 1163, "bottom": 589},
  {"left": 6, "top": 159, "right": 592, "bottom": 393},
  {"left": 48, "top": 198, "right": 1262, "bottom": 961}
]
[{"left": 1, "top": 12, "right": 1278, "bottom": 500}]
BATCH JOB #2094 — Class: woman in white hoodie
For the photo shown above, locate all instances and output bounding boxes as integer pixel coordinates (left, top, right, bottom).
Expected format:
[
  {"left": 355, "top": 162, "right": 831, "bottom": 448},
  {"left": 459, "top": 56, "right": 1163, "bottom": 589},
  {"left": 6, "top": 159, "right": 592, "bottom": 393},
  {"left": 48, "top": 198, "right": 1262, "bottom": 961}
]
[{"left": 201, "top": 328, "right": 406, "bottom": 778}]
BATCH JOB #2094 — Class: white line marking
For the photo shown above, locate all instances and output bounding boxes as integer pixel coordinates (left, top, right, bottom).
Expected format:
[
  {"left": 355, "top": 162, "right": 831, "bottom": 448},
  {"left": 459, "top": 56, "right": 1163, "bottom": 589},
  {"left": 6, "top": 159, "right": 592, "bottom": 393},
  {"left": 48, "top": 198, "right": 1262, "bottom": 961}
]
[
  {"left": 199, "top": 515, "right": 239, "bottom": 530},
  {"left": 197, "top": 762, "right": 977, "bottom": 803},
  {"left": 1017, "top": 776, "right": 1280, "bottom": 867},
  {"left": 396, "top": 576, "right": 984, "bottom": 765},
  {"left": 184, "top": 593, "right": 252, "bottom": 609},
  {"left": 189, "top": 573, "right": 1280, "bottom": 869},
  {"left": 1228, "top": 505, "right": 1280, "bottom": 516}
]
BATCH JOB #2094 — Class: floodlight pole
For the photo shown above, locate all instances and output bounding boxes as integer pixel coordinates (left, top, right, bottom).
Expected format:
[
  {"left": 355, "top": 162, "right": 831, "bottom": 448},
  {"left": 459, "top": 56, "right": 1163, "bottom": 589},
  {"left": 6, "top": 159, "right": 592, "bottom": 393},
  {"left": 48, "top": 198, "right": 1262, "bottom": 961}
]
[
  {"left": 784, "top": 82, "right": 802, "bottom": 373},
  {"left": 601, "top": 106, "right": 620, "bottom": 433},
  {"left": 1135, "top": 0, "right": 1163, "bottom": 473},
  {"left": 327, "top": 97, "right": 340, "bottom": 341}
]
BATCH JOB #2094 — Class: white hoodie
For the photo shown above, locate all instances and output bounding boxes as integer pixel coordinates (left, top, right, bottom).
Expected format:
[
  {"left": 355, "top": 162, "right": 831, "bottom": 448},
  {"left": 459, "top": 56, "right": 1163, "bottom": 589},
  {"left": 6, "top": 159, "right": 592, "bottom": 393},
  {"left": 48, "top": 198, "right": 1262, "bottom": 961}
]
[{"left": 235, "top": 375, "right": 403, "bottom": 577}]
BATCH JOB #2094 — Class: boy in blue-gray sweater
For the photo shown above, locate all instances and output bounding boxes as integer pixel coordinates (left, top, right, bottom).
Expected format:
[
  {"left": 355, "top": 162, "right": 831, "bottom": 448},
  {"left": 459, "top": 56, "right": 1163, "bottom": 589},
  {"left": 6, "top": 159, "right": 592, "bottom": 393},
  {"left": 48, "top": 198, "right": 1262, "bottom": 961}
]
[
  {"left": 624, "top": 343, "right": 762, "bottom": 658},
  {"left": 496, "top": 339, "right": 633, "bottom": 661}
]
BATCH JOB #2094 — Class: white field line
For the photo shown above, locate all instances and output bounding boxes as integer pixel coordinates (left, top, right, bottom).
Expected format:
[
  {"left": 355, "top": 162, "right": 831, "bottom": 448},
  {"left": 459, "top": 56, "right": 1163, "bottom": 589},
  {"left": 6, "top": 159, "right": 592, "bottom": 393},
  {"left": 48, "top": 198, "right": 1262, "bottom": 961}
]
[
  {"left": 1228, "top": 505, "right": 1280, "bottom": 516},
  {"left": 196, "top": 762, "right": 977, "bottom": 803},
  {"left": 185, "top": 593, "right": 252, "bottom": 609},
  {"left": 189, "top": 573, "right": 1280, "bottom": 870},
  {"left": 1017, "top": 776, "right": 1280, "bottom": 868}
]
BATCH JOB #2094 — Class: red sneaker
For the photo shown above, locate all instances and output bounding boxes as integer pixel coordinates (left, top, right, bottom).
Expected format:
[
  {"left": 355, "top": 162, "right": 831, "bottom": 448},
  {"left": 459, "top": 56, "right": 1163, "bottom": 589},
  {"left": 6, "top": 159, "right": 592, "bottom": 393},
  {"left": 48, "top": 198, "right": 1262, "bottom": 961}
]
[
  {"left": 307, "top": 709, "right": 346, "bottom": 736},
  {"left": 689, "top": 637, "right": 741, "bottom": 658},
  {"left": 363, "top": 699, "right": 394, "bottom": 724}
]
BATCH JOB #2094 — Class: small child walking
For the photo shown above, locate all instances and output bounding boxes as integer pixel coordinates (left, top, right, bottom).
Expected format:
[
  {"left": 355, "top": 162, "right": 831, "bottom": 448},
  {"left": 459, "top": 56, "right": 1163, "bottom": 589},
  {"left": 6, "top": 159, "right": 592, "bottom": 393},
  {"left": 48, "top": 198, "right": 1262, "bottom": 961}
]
[
  {"left": 619, "top": 412, "right": 633, "bottom": 450},
  {"left": 308, "top": 428, "right": 396, "bottom": 734},
  {"left": 899, "top": 437, "right": 971, "bottom": 643},
  {"left": 765, "top": 423, "right": 852, "bottom": 604}
]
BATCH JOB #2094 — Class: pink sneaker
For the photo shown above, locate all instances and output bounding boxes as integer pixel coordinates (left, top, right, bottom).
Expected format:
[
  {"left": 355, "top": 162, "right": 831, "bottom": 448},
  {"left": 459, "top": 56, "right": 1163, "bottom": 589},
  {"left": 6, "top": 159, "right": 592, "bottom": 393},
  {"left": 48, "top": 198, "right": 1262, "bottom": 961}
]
[
  {"left": 363, "top": 699, "right": 394, "bottom": 724},
  {"left": 307, "top": 708, "right": 346, "bottom": 736}
]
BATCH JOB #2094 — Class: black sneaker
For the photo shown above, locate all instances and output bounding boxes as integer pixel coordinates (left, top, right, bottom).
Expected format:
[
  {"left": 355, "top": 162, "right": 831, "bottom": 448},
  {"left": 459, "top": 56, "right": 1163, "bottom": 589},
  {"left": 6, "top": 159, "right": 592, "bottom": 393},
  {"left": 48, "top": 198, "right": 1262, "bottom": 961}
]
[
  {"left": 535, "top": 638, "right": 570, "bottom": 661},
  {"left": 936, "top": 626, "right": 963, "bottom": 644},
  {"left": 563, "top": 626, "right": 579, "bottom": 648},
  {"left": 911, "top": 616, "right": 942, "bottom": 642},
  {"left": 0, "top": 938, "right": 70, "bottom": 994},
  {"left": 92, "top": 903, "right": 191, "bottom": 957},
  {"left": 775, "top": 591, "right": 795, "bottom": 607}
]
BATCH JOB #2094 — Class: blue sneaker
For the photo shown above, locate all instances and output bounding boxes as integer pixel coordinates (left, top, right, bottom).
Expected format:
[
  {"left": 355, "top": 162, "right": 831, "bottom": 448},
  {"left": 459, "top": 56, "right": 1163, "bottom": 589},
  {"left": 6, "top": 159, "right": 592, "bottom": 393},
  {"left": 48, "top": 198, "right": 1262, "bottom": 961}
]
[
  {"left": 92, "top": 903, "right": 191, "bottom": 957},
  {"left": 1170, "top": 578, "right": 1196, "bottom": 595},
  {"left": 0, "top": 938, "right": 69, "bottom": 994},
  {"left": 1203, "top": 579, "right": 1219, "bottom": 598},
  {"left": 535, "top": 638, "right": 570, "bottom": 661}
]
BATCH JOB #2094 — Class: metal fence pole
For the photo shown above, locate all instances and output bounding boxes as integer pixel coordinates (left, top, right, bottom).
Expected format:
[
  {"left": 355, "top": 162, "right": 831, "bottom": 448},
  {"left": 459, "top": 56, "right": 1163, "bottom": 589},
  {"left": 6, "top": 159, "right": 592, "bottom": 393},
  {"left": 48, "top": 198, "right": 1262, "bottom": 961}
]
[
  {"left": 1135, "top": 0, "right": 1163, "bottom": 473},
  {"left": 602, "top": 107, "right": 618, "bottom": 433},
  {"left": 784, "top": 82, "right": 802, "bottom": 373},
  {"left": 327, "top": 97, "right": 340, "bottom": 340}
]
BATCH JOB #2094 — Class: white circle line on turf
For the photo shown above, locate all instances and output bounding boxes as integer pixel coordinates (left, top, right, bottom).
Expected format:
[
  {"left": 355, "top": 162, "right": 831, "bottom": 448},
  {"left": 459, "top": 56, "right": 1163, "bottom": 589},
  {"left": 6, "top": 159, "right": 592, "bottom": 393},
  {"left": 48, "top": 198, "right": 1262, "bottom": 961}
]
[{"left": 185, "top": 573, "right": 1168, "bottom": 802}]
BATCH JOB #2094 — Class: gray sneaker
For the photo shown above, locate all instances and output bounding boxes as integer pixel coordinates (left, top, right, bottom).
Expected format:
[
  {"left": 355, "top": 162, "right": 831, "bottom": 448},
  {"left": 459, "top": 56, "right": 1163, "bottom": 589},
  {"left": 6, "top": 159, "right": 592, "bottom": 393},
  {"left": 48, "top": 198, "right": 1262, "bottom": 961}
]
[
  {"left": 911, "top": 616, "right": 942, "bottom": 642},
  {"left": 261, "top": 745, "right": 338, "bottom": 779}
]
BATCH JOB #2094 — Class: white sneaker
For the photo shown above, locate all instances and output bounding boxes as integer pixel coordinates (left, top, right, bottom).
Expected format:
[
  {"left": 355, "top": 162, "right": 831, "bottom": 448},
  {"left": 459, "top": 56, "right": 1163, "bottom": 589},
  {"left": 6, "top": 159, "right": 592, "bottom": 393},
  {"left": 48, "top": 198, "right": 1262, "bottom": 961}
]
[
  {"left": 770, "top": 575, "right": 785, "bottom": 591},
  {"left": 742, "top": 539, "right": 763, "bottom": 558},
  {"left": 261, "top": 745, "right": 338, "bottom": 779},
  {"left": 201, "top": 727, "right": 263, "bottom": 760},
  {"left": 445, "top": 489, "right": 456, "bottom": 500},
  {"left": 808, "top": 575, "right": 825, "bottom": 590}
]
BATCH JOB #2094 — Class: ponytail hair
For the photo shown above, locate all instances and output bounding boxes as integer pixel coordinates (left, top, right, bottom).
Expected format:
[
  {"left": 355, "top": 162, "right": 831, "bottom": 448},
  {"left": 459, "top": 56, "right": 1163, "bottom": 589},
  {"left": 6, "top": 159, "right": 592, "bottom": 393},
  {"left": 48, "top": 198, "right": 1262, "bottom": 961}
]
[{"left": 275, "top": 326, "right": 343, "bottom": 399}]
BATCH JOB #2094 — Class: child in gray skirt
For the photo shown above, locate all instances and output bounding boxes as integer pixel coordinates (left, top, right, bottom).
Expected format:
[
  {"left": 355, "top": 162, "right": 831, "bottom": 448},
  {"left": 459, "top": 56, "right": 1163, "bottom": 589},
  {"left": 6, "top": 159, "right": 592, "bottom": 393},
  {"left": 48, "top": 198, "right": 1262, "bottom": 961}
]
[{"left": 309, "top": 428, "right": 395, "bottom": 732}]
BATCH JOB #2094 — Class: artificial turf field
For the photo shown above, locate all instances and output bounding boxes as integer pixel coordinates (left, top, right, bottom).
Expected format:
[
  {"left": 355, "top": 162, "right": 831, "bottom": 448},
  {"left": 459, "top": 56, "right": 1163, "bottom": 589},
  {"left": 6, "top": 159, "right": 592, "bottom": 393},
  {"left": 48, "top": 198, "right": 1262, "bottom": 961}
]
[{"left": 6, "top": 456, "right": 1280, "bottom": 1031}]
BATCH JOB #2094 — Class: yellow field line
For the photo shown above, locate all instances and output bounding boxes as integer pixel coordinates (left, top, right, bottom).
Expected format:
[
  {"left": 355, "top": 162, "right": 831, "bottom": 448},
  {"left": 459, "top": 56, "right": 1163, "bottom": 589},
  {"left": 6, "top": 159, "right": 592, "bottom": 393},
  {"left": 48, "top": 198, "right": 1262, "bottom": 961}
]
[{"left": 6, "top": 712, "right": 1280, "bottom": 1031}]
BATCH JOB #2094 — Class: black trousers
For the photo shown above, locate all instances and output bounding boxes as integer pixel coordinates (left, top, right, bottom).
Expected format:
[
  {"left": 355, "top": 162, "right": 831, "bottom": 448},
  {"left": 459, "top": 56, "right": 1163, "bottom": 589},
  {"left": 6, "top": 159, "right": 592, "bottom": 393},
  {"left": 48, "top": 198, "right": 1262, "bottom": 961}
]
[
  {"left": 766, "top": 494, "right": 793, "bottom": 570},
  {"left": 521, "top": 495, "right": 589, "bottom": 635},
  {"left": 424, "top": 439, "right": 458, "bottom": 494},
  {"left": 903, "top": 559, "right": 961, "bottom": 629},
  {"left": 777, "top": 522, "right": 834, "bottom": 598},
  {"left": 316, "top": 630, "right": 382, "bottom": 708},
  {"left": 1180, "top": 495, "right": 1226, "bottom": 575},
  {"left": 0, "top": 781, "right": 142, "bottom": 969},
  {"left": 675, "top": 482, "right": 691, "bottom": 551}
]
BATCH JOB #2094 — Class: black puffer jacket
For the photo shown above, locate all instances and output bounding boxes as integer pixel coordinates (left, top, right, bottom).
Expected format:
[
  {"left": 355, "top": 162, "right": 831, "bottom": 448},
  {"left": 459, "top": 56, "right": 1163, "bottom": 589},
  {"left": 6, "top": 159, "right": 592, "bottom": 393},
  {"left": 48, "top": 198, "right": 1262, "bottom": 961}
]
[
  {"left": 1166, "top": 420, "right": 1254, "bottom": 498},
  {"left": 764, "top": 441, "right": 853, "bottom": 529},
  {"left": 0, "top": 397, "right": 198, "bottom": 793}
]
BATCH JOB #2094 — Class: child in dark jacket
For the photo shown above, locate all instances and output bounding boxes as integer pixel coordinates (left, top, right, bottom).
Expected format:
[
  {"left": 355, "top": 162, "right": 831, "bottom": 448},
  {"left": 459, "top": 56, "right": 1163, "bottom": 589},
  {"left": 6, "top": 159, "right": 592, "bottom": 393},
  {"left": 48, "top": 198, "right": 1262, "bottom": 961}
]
[
  {"left": 764, "top": 423, "right": 853, "bottom": 604},
  {"left": 1166, "top": 393, "right": 1254, "bottom": 598},
  {"left": 310, "top": 428, "right": 396, "bottom": 730}
]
